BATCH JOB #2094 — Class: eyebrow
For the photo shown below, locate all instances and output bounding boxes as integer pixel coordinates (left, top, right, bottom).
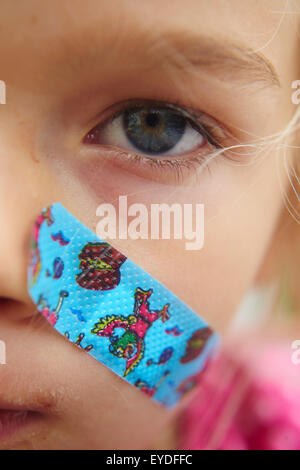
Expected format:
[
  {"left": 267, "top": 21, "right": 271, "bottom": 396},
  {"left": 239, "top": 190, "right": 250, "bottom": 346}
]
[
  {"left": 145, "top": 31, "right": 281, "bottom": 89},
  {"left": 60, "top": 22, "right": 281, "bottom": 92}
]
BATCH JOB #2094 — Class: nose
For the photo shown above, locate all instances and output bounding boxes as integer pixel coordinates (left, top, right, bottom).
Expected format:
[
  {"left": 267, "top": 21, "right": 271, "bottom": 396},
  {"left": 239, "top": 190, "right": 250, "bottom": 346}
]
[
  {"left": 0, "top": 182, "right": 37, "bottom": 305},
  {"left": 0, "top": 102, "right": 56, "bottom": 306},
  {"left": 0, "top": 91, "right": 66, "bottom": 314}
]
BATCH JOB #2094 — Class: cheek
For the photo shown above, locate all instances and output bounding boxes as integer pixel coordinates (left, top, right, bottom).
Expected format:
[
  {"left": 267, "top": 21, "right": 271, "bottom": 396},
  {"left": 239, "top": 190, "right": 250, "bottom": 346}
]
[
  {"left": 180, "top": 157, "right": 285, "bottom": 332},
  {"left": 102, "top": 156, "right": 285, "bottom": 334}
]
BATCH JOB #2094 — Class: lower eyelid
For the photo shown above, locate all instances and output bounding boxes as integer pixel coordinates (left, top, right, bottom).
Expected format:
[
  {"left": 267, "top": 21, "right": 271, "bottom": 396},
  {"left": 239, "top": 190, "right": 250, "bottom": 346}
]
[
  {"left": 81, "top": 132, "right": 225, "bottom": 187},
  {"left": 99, "top": 145, "right": 221, "bottom": 186}
]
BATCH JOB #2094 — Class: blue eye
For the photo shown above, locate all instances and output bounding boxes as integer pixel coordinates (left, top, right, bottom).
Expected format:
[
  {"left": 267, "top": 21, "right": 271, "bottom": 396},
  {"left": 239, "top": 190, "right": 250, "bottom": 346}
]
[
  {"left": 123, "top": 107, "right": 187, "bottom": 155},
  {"left": 83, "top": 102, "right": 211, "bottom": 158},
  {"left": 82, "top": 99, "right": 229, "bottom": 186}
]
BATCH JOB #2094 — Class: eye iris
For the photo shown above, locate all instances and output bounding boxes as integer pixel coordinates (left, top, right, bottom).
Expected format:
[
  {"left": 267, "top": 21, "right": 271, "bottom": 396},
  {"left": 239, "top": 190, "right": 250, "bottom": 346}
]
[{"left": 123, "top": 107, "right": 186, "bottom": 155}]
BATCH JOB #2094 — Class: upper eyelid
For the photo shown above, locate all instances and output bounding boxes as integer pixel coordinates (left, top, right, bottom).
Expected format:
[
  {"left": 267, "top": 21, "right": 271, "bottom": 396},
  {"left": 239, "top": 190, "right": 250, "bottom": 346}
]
[{"left": 85, "top": 98, "right": 203, "bottom": 127}]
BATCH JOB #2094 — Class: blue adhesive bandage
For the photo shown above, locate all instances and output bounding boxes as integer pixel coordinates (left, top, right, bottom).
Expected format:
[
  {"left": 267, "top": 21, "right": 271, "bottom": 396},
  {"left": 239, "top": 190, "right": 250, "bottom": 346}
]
[{"left": 28, "top": 203, "right": 219, "bottom": 407}]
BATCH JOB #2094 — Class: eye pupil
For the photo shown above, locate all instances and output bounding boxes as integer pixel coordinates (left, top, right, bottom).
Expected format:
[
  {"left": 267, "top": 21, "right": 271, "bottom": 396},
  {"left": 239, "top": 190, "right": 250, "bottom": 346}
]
[
  {"left": 145, "top": 112, "right": 160, "bottom": 128},
  {"left": 123, "top": 107, "right": 186, "bottom": 155}
]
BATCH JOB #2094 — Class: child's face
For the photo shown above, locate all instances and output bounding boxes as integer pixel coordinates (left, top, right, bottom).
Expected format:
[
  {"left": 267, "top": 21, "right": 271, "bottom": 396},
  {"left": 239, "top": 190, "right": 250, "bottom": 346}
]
[{"left": 0, "top": 0, "right": 298, "bottom": 449}]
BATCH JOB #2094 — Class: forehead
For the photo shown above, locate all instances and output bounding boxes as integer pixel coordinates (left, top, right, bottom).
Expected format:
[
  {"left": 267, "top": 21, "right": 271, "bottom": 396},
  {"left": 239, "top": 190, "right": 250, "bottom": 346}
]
[
  {"left": 0, "top": 0, "right": 284, "bottom": 65},
  {"left": 0, "top": 0, "right": 287, "bottom": 100}
]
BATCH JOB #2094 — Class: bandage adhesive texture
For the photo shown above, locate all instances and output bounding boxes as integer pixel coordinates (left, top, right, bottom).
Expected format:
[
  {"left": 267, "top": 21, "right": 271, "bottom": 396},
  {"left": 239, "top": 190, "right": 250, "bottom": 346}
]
[{"left": 28, "top": 203, "right": 219, "bottom": 407}]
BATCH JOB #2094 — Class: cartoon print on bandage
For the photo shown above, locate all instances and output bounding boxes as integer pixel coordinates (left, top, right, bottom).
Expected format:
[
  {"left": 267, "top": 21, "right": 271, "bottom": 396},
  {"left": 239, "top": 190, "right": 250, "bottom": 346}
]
[
  {"left": 91, "top": 287, "right": 170, "bottom": 377},
  {"left": 180, "top": 327, "right": 213, "bottom": 364},
  {"left": 76, "top": 242, "right": 126, "bottom": 291},
  {"left": 28, "top": 203, "right": 219, "bottom": 407},
  {"left": 37, "top": 290, "right": 69, "bottom": 326},
  {"left": 29, "top": 205, "right": 54, "bottom": 288}
]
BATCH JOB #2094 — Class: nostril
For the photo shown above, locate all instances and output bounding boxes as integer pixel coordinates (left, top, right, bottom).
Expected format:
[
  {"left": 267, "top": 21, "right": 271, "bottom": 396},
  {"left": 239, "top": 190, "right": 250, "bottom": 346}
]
[{"left": 0, "top": 297, "right": 39, "bottom": 321}]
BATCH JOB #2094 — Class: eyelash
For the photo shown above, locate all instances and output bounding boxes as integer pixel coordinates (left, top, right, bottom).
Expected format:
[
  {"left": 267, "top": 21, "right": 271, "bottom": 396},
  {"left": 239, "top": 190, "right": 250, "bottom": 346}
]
[{"left": 82, "top": 98, "right": 227, "bottom": 181}]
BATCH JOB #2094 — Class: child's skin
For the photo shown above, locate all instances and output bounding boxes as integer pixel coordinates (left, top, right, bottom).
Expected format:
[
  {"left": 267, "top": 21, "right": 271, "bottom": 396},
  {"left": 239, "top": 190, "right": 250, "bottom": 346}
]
[{"left": 0, "top": 0, "right": 299, "bottom": 449}]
